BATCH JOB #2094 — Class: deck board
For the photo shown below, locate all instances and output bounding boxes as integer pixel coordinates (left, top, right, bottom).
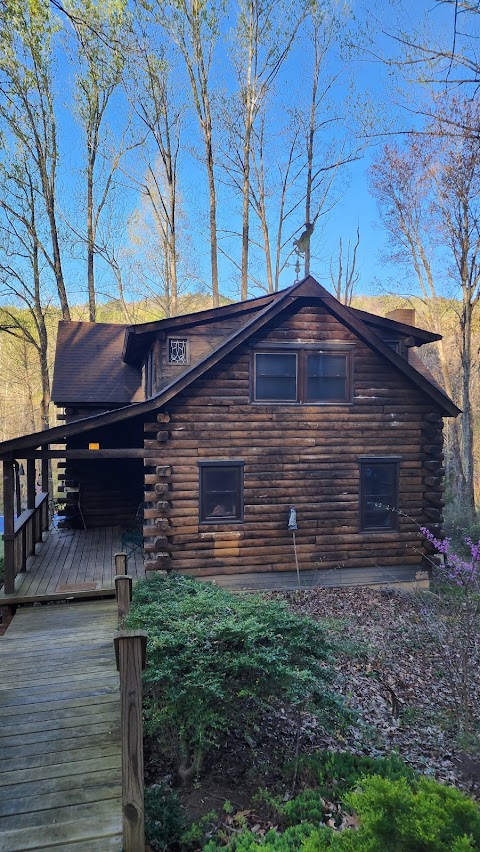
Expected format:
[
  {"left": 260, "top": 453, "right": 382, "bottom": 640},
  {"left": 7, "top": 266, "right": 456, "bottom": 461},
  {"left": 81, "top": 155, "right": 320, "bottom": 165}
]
[
  {"left": 0, "top": 525, "right": 145, "bottom": 605},
  {"left": 0, "top": 600, "right": 122, "bottom": 850}
]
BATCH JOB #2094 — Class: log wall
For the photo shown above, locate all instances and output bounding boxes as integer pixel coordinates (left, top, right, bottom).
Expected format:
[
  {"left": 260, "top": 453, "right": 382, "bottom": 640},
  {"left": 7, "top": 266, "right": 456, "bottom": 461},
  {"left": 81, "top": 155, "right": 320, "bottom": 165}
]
[
  {"left": 63, "top": 419, "right": 144, "bottom": 528},
  {"left": 154, "top": 317, "right": 258, "bottom": 393},
  {"left": 142, "top": 304, "right": 445, "bottom": 579}
]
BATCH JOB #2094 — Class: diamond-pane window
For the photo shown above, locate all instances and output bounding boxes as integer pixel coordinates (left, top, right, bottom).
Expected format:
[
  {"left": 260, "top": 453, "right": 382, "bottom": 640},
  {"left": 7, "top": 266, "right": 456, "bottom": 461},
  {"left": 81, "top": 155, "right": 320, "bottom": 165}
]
[{"left": 168, "top": 338, "right": 189, "bottom": 364}]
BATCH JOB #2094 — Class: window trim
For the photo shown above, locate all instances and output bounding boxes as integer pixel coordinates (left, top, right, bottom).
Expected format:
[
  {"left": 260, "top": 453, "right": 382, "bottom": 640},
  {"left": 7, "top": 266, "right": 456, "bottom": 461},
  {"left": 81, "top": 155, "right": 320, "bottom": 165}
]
[
  {"left": 359, "top": 456, "right": 401, "bottom": 532},
  {"left": 253, "top": 351, "right": 299, "bottom": 403},
  {"left": 167, "top": 336, "right": 190, "bottom": 366},
  {"left": 251, "top": 346, "right": 354, "bottom": 405},
  {"left": 198, "top": 460, "right": 244, "bottom": 524}
]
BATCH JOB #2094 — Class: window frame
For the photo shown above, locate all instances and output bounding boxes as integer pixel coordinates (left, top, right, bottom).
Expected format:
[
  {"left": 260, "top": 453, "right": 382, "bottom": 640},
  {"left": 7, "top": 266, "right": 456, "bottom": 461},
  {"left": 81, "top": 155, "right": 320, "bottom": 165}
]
[
  {"left": 198, "top": 460, "right": 244, "bottom": 524},
  {"left": 358, "top": 456, "right": 401, "bottom": 532},
  {"left": 253, "top": 350, "right": 299, "bottom": 402},
  {"left": 252, "top": 344, "right": 354, "bottom": 405},
  {"left": 167, "top": 336, "right": 190, "bottom": 366}
]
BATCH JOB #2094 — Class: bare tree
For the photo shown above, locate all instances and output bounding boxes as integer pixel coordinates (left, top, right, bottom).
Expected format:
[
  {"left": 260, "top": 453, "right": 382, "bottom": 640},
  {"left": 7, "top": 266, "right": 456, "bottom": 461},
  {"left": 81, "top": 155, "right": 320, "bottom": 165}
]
[
  {"left": 147, "top": 0, "right": 222, "bottom": 306},
  {"left": 126, "top": 21, "right": 185, "bottom": 316},
  {"left": 226, "top": 0, "right": 305, "bottom": 300},
  {"left": 66, "top": 0, "right": 130, "bottom": 320},
  {"left": 370, "top": 97, "right": 480, "bottom": 513},
  {"left": 0, "top": 158, "right": 55, "bottom": 427},
  {"left": 0, "top": 0, "right": 70, "bottom": 320},
  {"left": 329, "top": 226, "right": 360, "bottom": 306},
  {"left": 385, "top": 0, "right": 480, "bottom": 90},
  {"left": 249, "top": 116, "right": 303, "bottom": 292}
]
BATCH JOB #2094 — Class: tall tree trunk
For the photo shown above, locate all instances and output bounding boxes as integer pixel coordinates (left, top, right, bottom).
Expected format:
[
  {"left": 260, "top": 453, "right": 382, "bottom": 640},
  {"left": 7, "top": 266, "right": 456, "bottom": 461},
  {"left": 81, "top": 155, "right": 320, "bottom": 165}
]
[
  {"left": 206, "top": 133, "right": 219, "bottom": 306},
  {"left": 87, "top": 150, "right": 96, "bottom": 321},
  {"left": 461, "top": 302, "right": 475, "bottom": 513}
]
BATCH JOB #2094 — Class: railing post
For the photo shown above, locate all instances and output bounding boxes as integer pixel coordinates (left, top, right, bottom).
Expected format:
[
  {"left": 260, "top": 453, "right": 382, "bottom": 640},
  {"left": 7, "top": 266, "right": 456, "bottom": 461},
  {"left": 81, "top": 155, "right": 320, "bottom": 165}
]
[
  {"left": 27, "top": 458, "right": 36, "bottom": 511},
  {"left": 115, "top": 574, "right": 133, "bottom": 620},
  {"left": 114, "top": 630, "right": 147, "bottom": 852},
  {"left": 114, "top": 552, "right": 128, "bottom": 575},
  {"left": 3, "top": 460, "right": 15, "bottom": 594}
]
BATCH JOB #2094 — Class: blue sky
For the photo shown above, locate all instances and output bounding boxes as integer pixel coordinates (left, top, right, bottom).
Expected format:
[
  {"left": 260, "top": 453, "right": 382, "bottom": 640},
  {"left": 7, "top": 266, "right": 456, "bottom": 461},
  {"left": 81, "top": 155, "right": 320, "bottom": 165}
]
[{"left": 1, "top": 0, "right": 465, "bottom": 311}]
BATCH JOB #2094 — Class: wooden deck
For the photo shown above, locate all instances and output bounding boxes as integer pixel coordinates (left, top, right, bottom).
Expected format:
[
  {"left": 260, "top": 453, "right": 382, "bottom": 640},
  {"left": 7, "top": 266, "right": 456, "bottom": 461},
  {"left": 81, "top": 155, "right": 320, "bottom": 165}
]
[
  {"left": 0, "top": 599, "right": 122, "bottom": 850},
  {"left": 0, "top": 526, "right": 145, "bottom": 606}
]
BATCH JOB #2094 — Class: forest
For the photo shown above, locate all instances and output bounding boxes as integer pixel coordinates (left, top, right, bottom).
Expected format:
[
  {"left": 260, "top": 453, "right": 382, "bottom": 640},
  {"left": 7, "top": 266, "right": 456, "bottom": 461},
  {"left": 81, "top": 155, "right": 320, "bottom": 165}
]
[{"left": 1, "top": 0, "right": 480, "bottom": 516}]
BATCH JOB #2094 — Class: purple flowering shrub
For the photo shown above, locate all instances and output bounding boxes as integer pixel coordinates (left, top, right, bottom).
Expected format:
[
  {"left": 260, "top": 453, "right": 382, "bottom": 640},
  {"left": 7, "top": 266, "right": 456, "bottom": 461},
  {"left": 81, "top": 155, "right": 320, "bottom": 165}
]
[
  {"left": 421, "top": 527, "right": 480, "bottom": 588},
  {"left": 420, "top": 527, "right": 480, "bottom": 741}
]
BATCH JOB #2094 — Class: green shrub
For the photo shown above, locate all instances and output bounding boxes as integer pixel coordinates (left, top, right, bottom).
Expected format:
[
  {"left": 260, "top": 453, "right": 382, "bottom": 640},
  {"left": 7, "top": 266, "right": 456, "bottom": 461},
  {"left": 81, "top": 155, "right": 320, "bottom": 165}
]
[
  {"left": 296, "top": 750, "right": 415, "bottom": 798},
  {"left": 343, "top": 775, "right": 480, "bottom": 851},
  {"left": 196, "top": 771, "right": 480, "bottom": 851},
  {"left": 281, "top": 790, "right": 326, "bottom": 827},
  {"left": 203, "top": 823, "right": 335, "bottom": 851},
  {"left": 125, "top": 574, "right": 346, "bottom": 783},
  {"left": 181, "top": 809, "right": 219, "bottom": 848},
  {"left": 144, "top": 784, "right": 185, "bottom": 850}
]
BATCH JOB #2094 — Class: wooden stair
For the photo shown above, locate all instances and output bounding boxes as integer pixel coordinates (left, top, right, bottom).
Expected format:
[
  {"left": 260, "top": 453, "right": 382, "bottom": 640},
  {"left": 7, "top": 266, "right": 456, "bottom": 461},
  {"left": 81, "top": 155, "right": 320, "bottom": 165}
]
[{"left": 0, "top": 600, "right": 122, "bottom": 850}]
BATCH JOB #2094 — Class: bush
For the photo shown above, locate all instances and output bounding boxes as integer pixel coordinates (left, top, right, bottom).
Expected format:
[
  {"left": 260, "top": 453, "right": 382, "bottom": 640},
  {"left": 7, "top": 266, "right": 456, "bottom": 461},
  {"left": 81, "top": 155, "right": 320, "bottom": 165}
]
[
  {"left": 203, "top": 823, "right": 335, "bottom": 851},
  {"left": 125, "top": 573, "right": 346, "bottom": 783},
  {"left": 343, "top": 775, "right": 480, "bottom": 851},
  {"left": 144, "top": 784, "right": 185, "bottom": 850},
  {"left": 295, "top": 750, "right": 415, "bottom": 798},
  {"left": 281, "top": 790, "right": 326, "bottom": 827},
  {"left": 197, "top": 771, "right": 480, "bottom": 850}
]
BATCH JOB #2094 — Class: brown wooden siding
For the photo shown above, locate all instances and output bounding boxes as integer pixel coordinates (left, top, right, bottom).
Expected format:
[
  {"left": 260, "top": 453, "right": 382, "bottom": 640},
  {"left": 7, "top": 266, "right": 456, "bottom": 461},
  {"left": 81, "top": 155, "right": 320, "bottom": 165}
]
[
  {"left": 154, "top": 317, "right": 258, "bottom": 393},
  {"left": 63, "top": 420, "right": 144, "bottom": 528},
  {"left": 141, "top": 304, "right": 444, "bottom": 578}
]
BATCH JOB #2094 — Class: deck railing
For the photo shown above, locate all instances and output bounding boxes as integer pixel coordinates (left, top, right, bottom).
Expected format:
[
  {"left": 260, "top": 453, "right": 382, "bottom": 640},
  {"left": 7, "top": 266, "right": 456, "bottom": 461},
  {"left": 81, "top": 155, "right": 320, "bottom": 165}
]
[
  {"left": 3, "top": 492, "right": 49, "bottom": 594},
  {"left": 114, "top": 556, "right": 146, "bottom": 852}
]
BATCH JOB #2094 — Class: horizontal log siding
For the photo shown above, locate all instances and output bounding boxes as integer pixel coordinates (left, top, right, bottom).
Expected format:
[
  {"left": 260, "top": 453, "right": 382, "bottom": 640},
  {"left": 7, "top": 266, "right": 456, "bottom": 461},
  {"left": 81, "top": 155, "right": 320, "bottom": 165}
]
[
  {"left": 143, "top": 305, "right": 444, "bottom": 577},
  {"left": 156, "top": 318, "right": 253, "bottom": 392}
]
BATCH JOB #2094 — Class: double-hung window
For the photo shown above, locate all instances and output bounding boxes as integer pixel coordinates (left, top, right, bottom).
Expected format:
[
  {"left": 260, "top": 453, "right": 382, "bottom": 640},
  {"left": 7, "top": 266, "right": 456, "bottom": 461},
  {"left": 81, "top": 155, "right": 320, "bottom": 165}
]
[
  {"left": 359, "top": 458, "right": 400, "bottom": 531},
  {"left": 254, "top": 352, "right": 298, "bottom": 401},
  {"left": 199, "top": 461, "right": 244, "bottom": 523},
  {"left": 253, "top": 347, "right": 352, "bottom": 403}
]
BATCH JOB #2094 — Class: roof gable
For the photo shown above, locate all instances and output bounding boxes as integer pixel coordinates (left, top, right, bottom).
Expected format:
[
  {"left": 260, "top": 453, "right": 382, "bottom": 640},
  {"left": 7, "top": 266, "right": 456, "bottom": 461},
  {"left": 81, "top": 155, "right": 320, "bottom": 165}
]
[
  {"left": 123, "top": 289, "right": 287, "bottom": 363},
  {"left": 0, "top": 276, "right": 460, "bottom": 456}
]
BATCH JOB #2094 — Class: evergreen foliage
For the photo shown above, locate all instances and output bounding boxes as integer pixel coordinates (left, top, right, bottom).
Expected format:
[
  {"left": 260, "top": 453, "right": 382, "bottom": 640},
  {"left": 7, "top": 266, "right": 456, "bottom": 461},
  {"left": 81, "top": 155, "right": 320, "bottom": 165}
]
[{"left": 124, "top": 573, "right": 347, "bottom": 782}]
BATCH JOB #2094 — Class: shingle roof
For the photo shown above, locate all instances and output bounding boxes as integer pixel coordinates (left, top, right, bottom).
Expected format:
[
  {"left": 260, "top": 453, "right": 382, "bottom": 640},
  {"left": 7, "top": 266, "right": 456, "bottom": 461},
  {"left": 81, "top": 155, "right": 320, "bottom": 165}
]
[
  {"left": 0, "top": 275, "right": 461, "bottom": 457},
  {"left": 51, "top": 321, "right": 143, "bottom": 405}
]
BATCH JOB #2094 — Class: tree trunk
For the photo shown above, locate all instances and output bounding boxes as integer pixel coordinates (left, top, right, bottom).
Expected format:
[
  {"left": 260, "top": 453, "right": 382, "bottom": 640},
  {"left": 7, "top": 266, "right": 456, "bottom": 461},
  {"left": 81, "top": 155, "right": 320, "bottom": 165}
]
[
  {"left": 87, "top": 150, "right": 96, "bottom": 321},
  {"left": 461, "top": 302, "right": 475, "bottom": 513},
  {"left": 206, "top": 135, "right": 219, "bottom": 307}
]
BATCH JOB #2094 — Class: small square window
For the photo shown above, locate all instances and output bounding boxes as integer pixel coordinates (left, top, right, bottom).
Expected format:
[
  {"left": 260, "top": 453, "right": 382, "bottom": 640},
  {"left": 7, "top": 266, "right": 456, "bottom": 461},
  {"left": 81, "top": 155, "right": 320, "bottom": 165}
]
[
  {"left": 254, "top": 352, "right": 297, "bottom": 401},
  {"left": 306, "top": 353, "right": 348, "bottom": 402},
  {"left": 199, "top": 461, "right": 244, "bottom": 523},
  {"left": 360, "top": 460, "right": 399, "bottom": 531},
  {"left": 168, "top": 338, "right": 189, "bottom": 365}
]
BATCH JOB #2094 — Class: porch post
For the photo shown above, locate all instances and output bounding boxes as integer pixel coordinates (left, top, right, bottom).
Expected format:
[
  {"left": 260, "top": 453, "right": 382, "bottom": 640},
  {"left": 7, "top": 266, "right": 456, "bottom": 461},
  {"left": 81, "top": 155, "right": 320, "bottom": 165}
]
[
  {"left": 41, "top": 451, "right": 49, "bottom": 493},
  {"left": 27, "top": 458, "right": 36, "bottom": 510},
  {"left": 41, "top": 450, "right": 50, "bottom": 532},
  {"left": 3, "top": 459, "right": 15, "bottom": 594},
  {"left": 14, "top": 461, "right": 21, "bottom": 517}
]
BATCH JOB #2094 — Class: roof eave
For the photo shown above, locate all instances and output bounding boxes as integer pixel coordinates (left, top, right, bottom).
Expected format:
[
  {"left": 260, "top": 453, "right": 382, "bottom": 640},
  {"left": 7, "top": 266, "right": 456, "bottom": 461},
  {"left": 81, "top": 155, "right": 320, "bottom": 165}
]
[{"left": 0, "top": 276, "right": 460, "bottom": 457}]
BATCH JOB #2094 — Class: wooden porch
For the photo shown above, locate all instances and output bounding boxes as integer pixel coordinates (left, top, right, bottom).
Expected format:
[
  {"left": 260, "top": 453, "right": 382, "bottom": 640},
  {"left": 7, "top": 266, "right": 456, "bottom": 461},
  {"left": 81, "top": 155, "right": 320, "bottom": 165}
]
[{"left": 0, "top": 525, "right": 145, "bottom": 606}]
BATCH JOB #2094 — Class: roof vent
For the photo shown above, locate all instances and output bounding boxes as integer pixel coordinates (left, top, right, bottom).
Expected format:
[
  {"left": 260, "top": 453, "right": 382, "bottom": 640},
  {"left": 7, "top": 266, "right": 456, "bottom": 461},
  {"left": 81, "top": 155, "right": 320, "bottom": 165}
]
[{"left": 386, "top": 308, "right": 415, "bottom": 327}]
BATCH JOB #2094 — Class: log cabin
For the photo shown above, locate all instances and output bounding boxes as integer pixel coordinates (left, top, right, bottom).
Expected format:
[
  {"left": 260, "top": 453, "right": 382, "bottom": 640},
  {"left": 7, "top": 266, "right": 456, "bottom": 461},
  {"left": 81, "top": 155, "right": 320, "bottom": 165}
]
[{"left": 0, "top": 276, "right": 460, "bottom": 591}]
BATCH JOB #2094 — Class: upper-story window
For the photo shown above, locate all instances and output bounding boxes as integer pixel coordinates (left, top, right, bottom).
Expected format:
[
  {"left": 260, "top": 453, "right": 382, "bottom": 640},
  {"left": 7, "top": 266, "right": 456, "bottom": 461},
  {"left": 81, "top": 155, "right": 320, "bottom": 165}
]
[
  {"left": 385, "top": 340, "right": 404, "bottom": 356},
  {"left": 253, "top": 347, "right": 353, "bottom": 404},
  {"left": 168, "top": 337, "right": 189, "bottom": 365}
]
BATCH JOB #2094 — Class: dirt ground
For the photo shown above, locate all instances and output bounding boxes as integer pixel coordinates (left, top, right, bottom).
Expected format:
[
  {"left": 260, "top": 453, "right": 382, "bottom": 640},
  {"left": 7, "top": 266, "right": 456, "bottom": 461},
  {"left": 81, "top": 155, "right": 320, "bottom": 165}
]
[{"left": 144, "top": 584, "right": 480, "bottom": 830}]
